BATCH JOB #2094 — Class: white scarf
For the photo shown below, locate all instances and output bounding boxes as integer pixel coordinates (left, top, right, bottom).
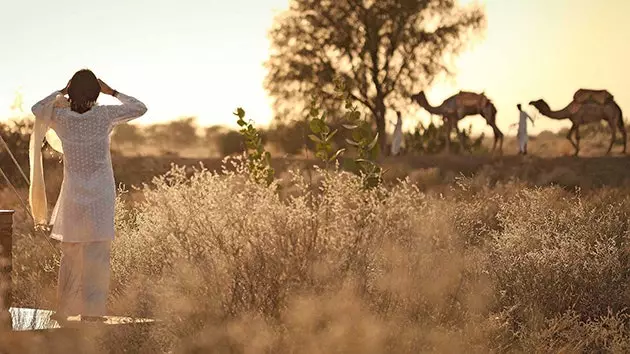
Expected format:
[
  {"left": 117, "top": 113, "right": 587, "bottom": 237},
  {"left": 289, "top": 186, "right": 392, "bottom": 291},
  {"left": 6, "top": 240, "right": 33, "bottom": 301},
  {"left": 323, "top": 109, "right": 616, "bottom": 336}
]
[{"left": 29, "top": 95, "right": 67, "bottom": 225}]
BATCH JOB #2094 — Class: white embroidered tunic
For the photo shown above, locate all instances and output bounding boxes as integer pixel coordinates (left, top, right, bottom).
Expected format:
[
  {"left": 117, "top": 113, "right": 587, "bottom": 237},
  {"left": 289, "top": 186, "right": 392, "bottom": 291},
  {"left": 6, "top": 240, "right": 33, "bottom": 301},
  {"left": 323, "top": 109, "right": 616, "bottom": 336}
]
[{"left": 31, "top": 91, "right": 147, "bottom": 242}]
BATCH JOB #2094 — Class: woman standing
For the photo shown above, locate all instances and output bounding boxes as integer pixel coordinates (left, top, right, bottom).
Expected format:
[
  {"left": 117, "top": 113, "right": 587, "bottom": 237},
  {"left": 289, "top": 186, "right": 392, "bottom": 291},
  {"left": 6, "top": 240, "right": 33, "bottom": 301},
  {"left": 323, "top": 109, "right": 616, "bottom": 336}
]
[{"left": 30, "top": 69, "right": 147, "bottom": 321}]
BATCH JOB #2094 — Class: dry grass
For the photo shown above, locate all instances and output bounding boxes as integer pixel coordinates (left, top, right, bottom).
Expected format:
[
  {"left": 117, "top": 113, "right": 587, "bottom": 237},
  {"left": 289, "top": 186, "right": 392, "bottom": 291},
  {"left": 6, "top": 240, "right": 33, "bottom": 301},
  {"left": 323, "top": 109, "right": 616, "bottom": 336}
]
[
  {"left": 1, "top": 146, "right": 629, "bottom": 352},
  {"left": 0, "top": 130, "right": 628, "bottom": 352}
]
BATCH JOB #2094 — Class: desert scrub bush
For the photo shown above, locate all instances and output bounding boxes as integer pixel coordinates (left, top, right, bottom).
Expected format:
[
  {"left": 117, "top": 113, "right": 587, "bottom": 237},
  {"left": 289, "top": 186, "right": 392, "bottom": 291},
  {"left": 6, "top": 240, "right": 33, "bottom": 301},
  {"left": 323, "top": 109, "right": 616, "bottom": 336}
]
[
  {"left": 490, "top": 186, "right": 630, "bottom": 325},
  {"left": 517, "top": 310, "right": 630, "bottom": 353},
  {"left": 1, "top": 187, "right": 60, "bottom": 309},
  {"left": 107, "top": 160, "right": 509, "bottom": 351},
  {"left": 0, "top": 118, "right": 32, "bottom": 187}
]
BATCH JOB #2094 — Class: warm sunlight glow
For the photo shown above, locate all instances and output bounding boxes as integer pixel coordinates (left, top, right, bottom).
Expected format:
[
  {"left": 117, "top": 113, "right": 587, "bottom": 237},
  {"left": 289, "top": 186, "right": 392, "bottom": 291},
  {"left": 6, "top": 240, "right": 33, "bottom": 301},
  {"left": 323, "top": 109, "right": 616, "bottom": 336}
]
[
  {"left": 458, "top": 0, "right": 483, "bottom": 5},
  {"left": 0, "top": 0, "right": 628, "bottom": 136}
]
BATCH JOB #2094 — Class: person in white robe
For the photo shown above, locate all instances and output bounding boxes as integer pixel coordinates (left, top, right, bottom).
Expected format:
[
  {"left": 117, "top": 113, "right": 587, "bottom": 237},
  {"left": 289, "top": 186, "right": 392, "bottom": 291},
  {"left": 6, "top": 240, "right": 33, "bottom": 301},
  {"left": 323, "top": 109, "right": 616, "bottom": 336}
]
[
  {"left": 390, "top": 111, "right": 403, "bottom": 156},
  {"left": 514, "top": 103, "right": 534, "bottom": 155},
  {"left": 30, "top": 69, "right": 147, "bottom": 321}
]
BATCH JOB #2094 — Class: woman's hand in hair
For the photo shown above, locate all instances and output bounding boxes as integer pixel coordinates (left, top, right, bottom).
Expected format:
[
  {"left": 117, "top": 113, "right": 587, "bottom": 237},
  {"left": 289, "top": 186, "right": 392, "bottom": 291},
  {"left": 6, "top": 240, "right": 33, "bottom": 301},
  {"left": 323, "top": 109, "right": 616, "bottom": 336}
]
[{"left": 98, "top": 79, "right": 115, "bottom": 96}]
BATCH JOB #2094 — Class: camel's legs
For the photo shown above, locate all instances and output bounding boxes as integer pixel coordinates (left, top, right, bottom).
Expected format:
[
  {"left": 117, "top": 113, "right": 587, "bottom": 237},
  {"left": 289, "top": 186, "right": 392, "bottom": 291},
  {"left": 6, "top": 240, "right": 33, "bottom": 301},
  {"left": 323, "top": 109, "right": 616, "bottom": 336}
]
[
  {"left": 619, "top": 120, "right": 627, "bottom": 154},
  {"left": 606, "top": 121, "right": 617, "bottom": 155},
  {"left": 566, "top": 124, "right": 579, "bottom": 155},
  {"left": 490, "top": 124, "right": 503, "bottom": 154},
  {"left": 575, "top": 125, "right": 581, "bottom": 153},
  {"left": 452, "top": 113, "right": 467, "bottom": 154},
  {"left": 444, "top": 118, "right": 452, "bottom": 153}
]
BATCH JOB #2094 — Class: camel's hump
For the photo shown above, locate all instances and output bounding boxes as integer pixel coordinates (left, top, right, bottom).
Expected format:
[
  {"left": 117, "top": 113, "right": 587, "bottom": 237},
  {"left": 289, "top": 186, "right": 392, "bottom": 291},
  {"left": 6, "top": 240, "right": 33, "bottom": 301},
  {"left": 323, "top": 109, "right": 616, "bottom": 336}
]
[
  {"left": 573, "top": 89, "right": 614, "bottom": 105},
  {"left": 455, "top": 91, "right": 490, "bottom": 108}
]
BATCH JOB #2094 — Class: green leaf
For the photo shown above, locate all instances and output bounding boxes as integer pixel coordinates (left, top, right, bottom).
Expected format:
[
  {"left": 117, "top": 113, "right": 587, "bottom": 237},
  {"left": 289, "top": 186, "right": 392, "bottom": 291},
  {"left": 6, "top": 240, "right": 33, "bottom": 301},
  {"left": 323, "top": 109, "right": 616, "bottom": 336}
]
[
  {"left": 345, "top": 138, "right": 360, "bottom": 147},
  {"left": 326, "top": 129, "right": 338, "bottom": 141},
  {"left": 309, "top": 119, "right": 322, "bottom": 133},
  {"left": 367, "top": 133, "right": 379, "bottom": 150},
  {"left": 235, "top": 107, "right": 246, "bottom": 119},
  {"left": 322, "top": 124, "right": 330, "bottom": 135},
  {"left": 370, "top": 143, "right": 380, "bottom": 160},
  {"left": 316, "top": 118, "right": 327, "bottom": 132},
  {"left": 309, "top": 134, "right": 323, "bottom": 143},
  {"left": 329, "top": 148, "right": 346, "bottom": 161},
  {"left": 237, "top": 118, "right": 247, "bottom": 127}
]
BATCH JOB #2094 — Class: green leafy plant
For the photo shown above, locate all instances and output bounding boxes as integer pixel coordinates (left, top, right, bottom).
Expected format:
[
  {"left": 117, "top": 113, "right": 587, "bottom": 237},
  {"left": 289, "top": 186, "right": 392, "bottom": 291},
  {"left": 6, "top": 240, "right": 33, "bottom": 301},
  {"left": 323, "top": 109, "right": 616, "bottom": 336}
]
[
  {"left": 234, "top": 107, "right": 275, "bottom": 186},
  {"left": 307, "top": 98, "right": 345, "bottom": 168},
  {"left": 334, "top": 77, "right": 383, "bottom": 189}
]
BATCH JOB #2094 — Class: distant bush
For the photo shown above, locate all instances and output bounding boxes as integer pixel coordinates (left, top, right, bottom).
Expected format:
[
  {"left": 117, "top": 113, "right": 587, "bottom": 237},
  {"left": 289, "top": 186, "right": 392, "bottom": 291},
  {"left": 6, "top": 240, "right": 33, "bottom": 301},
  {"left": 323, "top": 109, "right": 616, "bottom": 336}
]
[
  {"left": 142, "top": 117, "right": 199, "bottom": 149},
  {"left": 405, "top": 121, "right": 485, "bottom": 155},
  {"left": 536, "top": 130, "right": 556, "bottom": 139},
  {"left": 265, "top": 121, "right": 309, "bottom": 155},
  {"left": 111, "top": 123, "right": 144, "bottom": 147},
  {"left": 217, "top": 129, "right": 244, "bottom": 156},
  {"left": 580, "top": 121, "right": 610, "bottom": 137}
]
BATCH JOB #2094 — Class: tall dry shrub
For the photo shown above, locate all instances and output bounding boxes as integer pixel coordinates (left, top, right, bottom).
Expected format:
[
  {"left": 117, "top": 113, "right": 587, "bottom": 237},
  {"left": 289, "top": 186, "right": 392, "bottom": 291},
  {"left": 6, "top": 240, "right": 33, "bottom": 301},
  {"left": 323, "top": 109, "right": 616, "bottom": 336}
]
[
  {"left": 490, "top": 187, "right": 630, "bottom": 328},
  {"left": 108, "top": 160, "right": 503, "bottom": 352}
]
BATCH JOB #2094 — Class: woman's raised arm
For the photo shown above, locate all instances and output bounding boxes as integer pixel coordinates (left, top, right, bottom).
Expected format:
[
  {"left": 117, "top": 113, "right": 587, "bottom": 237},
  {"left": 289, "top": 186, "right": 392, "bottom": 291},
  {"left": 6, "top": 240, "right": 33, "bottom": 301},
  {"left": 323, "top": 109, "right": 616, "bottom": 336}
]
[
  {"left": 98, "top": 79, "right": 147, "bottom": 124},
  {"left": 31, "top": 80, "right": 70, "bottom": 117},
  {"left": 31, "top": 91, "right": 63, "bottom": 117},
  {"left": 105, "top": 92, "right": 148, "bottom": 125}
]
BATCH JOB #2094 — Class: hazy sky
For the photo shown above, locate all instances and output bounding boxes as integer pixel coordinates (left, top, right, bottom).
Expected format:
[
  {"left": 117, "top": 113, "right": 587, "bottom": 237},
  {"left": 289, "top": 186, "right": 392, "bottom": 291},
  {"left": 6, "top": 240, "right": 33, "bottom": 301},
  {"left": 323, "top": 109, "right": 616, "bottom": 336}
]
[{"left": 1, "top": 0, "right": 628, "bottom": 137}]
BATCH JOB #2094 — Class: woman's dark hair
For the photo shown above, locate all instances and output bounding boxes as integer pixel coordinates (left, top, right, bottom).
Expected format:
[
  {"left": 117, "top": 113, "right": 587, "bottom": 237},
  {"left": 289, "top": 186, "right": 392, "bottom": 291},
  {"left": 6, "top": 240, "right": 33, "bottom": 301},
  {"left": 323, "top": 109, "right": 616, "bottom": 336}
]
[{"left": 68, "top": 69, "right": 100, "bottom": 113}]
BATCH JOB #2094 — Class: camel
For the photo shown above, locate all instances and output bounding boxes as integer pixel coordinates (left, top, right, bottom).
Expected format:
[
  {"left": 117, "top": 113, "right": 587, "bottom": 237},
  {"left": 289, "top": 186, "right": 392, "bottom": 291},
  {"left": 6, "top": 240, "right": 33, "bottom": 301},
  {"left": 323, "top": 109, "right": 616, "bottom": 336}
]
[
  {"left": 529, "top": 89, "right": 626, "bottom": 156},
  {"left": 411, "top": 91, "right": 504, "bottom": 153}
]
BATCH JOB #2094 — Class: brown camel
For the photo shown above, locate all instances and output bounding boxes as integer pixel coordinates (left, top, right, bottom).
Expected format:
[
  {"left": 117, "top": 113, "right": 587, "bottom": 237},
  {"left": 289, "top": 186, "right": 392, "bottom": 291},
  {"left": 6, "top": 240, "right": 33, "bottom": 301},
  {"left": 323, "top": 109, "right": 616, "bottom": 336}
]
[
  {"left": 411, "top": 91, "right": 504, "bottom": 153},
  {"left": 529, "top": 89, "right": 626, "bottom": 156}
]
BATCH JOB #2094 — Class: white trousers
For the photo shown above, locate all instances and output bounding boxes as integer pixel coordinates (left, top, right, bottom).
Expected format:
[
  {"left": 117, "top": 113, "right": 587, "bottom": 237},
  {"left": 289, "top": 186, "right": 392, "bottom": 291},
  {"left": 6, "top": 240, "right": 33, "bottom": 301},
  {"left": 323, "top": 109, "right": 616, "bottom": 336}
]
[
  {"left": 518, "top": 131, "right": 528, "bottom": 152},
  {"left": 57, "top": 241, "right": 111, "bottom": 317},
  {"left": 391, "top": 130, "right": 403, "bottom": 156}
]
